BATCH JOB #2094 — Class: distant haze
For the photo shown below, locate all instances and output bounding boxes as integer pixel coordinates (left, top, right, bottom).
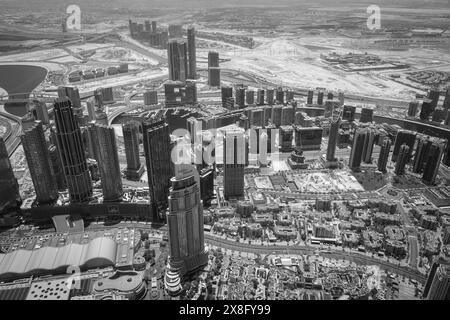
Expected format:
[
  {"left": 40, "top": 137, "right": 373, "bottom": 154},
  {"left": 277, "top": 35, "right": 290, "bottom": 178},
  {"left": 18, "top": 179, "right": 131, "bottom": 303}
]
[{"left": 1, "top": 0, "right": 450, "bottom": 11}]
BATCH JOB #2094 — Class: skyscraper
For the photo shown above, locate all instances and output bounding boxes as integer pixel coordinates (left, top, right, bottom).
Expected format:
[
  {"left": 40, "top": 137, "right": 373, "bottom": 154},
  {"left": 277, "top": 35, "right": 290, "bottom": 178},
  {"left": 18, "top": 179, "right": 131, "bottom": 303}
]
[
  {"left": 221, "top": 86, "right": 233, "bottom": 109},
  {"left": 360, "top": 108, "right": 374, "bottom": 123},
  {"left": 266, "top": 89, "right": 275, "bottom": 105},
  {"left": 257, "top": 89, "right": 265, "bottom": 106},
  {"left": 422, "top": 138, "right": 445, "bottom": 185},
  {"left": 143, "top": 117, "right": 173, "bottom": 220},
  {"left": 246, "top": 90, "right": 255, "bottom": 105},
  {"left": 342, "top": 105, "right": 356, "bottom": 122},
  {"left": 428, "top": 88, "right": 441, "bottom": 110},
  {"left": 276, "top": 87, "right": 284, "bottom": 105},
  {"left": 444, "top": 141, "right": 450, "bottom": 167},
  {"left": 0, "top": 137, "right": 21, "bottom": 214},
  {"left": 377, "top": 138, "right": 391, "bottom": 173},
  {"left": 324, "top": 99, "right": 340, "bottom": 118},
  {"left": 165, "top": 164, "right": 208, "bottom": 291},
  {"left": 57, "top": 86, "right": 83, "bottom": 124},
  {"left": 426, "top": 264, "right": 450, "bottom": 300},
  {"left": 223, "top": 130, "right": 245, "bottom": 199},
  {"left": 21, "top": 120, "right": 58, "bottom": 204},
  {"left": 394, "top": 144, "right": 410, "bottom": 176},
  {"left": 123, "top": 121, "right": 144, "bottom": 181},
  {"left": 361, "top": 128, "right": 375, "bottom": 163},
  {"left": 48, "top": 144, "right": 67, "bottom": 191},
  {"left": 307, "top": 90, "right": 314, "bottom": 104},
  {"left": 53, "top": 97, "right": 92, "bottom": 203},
  {"left": 208, "top": 51, "right": 219, "bottom": 68},
  {"left": 208, "top": 67, "right": 220, "bottom": 87},
  {"left": 413, "top": 135, "right": 432, "bottom": 174},
  {"left": 168, "top": 24, "right": 183, "bottom": 38},
  {"left": 27, "top": 99, "right": 49, "bottom": 125},
  {"left": 408, "top": 101, "right": 419, "bottom": 118},
  {"left": 87, "top": 122, "right": 123, "bottom": 202},
  {"left": 349, "top": 128, "right": 366, "bottom": 172},
  {"left": 420, "top": 98, "right": 434, "bottom": 121},
  {"left": 168, "top": 39, "right": 188, "bottom": 82},
  {"left": 187, "top": 26, "right": 197, "bottom": 79},
  {"left": 235, "top": 87, "right": 246, "bottom": 109},
  {"left": 443, "top": 88, "right": 450, "bottom": 110},
  {"left": 392, "top": 130, "right": 416, "bottom": 162},
  {"left": 317, "top": 90, "right": 324, "bottom": 105},
  {"left": 326, "top": 111, "right": 341, "bottom": 162}
]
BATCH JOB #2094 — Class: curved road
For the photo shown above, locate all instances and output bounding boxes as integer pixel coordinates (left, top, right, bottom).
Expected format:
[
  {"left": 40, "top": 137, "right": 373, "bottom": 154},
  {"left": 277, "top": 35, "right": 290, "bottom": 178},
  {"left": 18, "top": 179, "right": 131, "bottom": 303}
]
[{"left": 204, "top": 234, "right": 427, "bottom": 284}]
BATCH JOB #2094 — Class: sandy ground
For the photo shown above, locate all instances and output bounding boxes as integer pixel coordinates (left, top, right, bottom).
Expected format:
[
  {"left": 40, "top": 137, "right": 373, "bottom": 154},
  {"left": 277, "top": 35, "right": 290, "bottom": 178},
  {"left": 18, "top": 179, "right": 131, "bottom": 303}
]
[
  {"left": 0, "top": 48, "right": 68, "bottom": 62},
  {"left": 91, "top": 46, "right": 159, "bottom": 65}
]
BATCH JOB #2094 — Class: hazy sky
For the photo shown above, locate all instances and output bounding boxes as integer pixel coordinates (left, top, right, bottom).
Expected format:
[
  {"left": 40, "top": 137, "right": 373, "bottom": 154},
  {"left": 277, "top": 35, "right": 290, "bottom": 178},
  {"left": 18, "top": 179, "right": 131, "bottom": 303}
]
[{"left": 1, "top": 0, "right": 449, "bottom": 10}]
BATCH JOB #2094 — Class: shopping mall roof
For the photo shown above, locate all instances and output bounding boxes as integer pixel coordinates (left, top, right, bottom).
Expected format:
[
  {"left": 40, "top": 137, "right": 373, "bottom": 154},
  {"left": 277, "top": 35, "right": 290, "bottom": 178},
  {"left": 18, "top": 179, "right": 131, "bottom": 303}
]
[{"left": 0, "top": 237, "right": 117, "bottom": 281}]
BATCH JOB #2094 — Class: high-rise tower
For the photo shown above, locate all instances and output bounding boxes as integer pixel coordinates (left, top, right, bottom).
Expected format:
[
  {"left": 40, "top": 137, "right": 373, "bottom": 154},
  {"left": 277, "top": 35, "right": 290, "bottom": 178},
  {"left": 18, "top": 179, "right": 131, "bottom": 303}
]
[
  {"left": 123, "top": 121, "right": 144, "bottom": 181},
  {"left": 422, "top": 138, "right": 446, "bottom": 185},
  {"left": 168, "top": 39, "right": 188, "bottom": 82},
  {"left": 53, "top": 97, "right": 92, "bottom": 203},
  {"left": 165, "top": 164, "right": 208, "bottom": 285},
  {"left": 187, "top": 26, "right": 197, "bottom": 79},
  {"left": 0, "top": 137, "right": 21, "bottom": 214},
  {"left": 377, "top": 138, "right": 391, "bottom": 173},
  {"left": 142, "top": 117, "right": 173, "bottom": 220},
  {"left": 326, "top": 110, "right": 341, "bottom": 163},
  {"left": 87, "top": 122, "right": 123, "bottom": 202},
  {"left": 392, "top": 130, "right": 416, "bottom": 162},
  {"left": 394, "top": 144, "right": 410, "bottom": 176},
  {"left": 349, "top": 128, "right": 366, "bottom": 172},
  {"left": 223, "top": 130, "right": 245, "bottom": 199},
  {"left": 21, "top": 120, "right": 58, "bottom": 204}
]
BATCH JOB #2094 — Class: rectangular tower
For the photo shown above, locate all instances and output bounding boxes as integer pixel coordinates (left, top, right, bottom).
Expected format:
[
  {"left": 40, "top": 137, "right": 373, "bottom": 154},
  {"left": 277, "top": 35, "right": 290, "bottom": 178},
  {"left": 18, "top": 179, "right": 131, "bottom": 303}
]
[
  {"left": 168, "top": 40, "right": 188, "bottom": 82},
  {"left": 223, "top": 131, "right": 245, "bottom": 199},
  {"left": 143, "top": 118, "right": 173, "bottom": 220},
  {"left": 0, "top": 137, "right": 21, "bottom": 214},
  {"left": 187, "top": 26, "right": 197, "bottom": 79},
  {"left": 87, "top": 122, "right": 123, "bottom": 202},
  {"left": 21, "top": 120, "right": 58, "bottom": 204},
  {"left": 53, "top": 97, "right": 92, "bottom": 203}
]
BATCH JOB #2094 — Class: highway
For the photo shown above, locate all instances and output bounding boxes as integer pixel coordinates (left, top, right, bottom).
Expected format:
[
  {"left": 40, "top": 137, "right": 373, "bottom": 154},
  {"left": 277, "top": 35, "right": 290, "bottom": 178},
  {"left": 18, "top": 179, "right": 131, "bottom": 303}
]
[{"left": 204, "top": 234, "right": 427, "bottom": 284}]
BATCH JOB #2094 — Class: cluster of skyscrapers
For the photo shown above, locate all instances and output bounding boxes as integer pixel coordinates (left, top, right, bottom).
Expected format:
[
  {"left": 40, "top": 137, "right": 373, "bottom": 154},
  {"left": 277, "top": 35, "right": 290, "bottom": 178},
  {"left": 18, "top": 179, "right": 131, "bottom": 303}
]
[{"left": 167, "top": 26, "right": 197, "bottom": 82}]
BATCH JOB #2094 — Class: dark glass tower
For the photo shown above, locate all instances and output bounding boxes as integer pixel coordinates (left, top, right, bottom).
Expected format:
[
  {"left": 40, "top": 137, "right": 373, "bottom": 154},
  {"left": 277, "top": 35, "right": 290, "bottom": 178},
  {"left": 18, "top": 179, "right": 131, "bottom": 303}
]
[
  {"left": 349, "top": 128, "right": 366, "bottom": 172},
  {"left": 122, "top": 121, "right": 144, "bottom": 181},
  {"left": 143, "top": 117, "right": 173, "bottom": 220},
  {"left": 87, "top": 122, "right": 123, "bottom": 202},
  {"left": 167, "top": 39, "right": 188, "bottom": 82},
  {"left": 53, "top": 97, "right": 92, "bottom": 203},
  {"left": 413, "top": 135, "right": 432, "bottom": 174},
  {"left": 422, "top": 138, "right": 445, "bottom": 185},
  {"left": 21, "top": 120, "right": 58, "bottom": 204},
  {"left": 394, "top": 144, "right": 410, "bottom": 176},
  {"left": 187, "top": 26, "right": 197, "bottom": 79},
  {"left": 48, "top": 144, "right": 67, "bottom": 191},
  {"left": 223, "top": 130, "right": 245, "bottom": 199},
  {"left": 377, "top": 138, "right": 391, "bottom": 173},
  {"left": 392, "top": 130, "right": 416, "bottom": 162},
  {"left": 0, "top": 137, "right": 21, "bottom": 214},
  {"left": 326, "top": 112, "right": 341, "bottom": 162}
]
